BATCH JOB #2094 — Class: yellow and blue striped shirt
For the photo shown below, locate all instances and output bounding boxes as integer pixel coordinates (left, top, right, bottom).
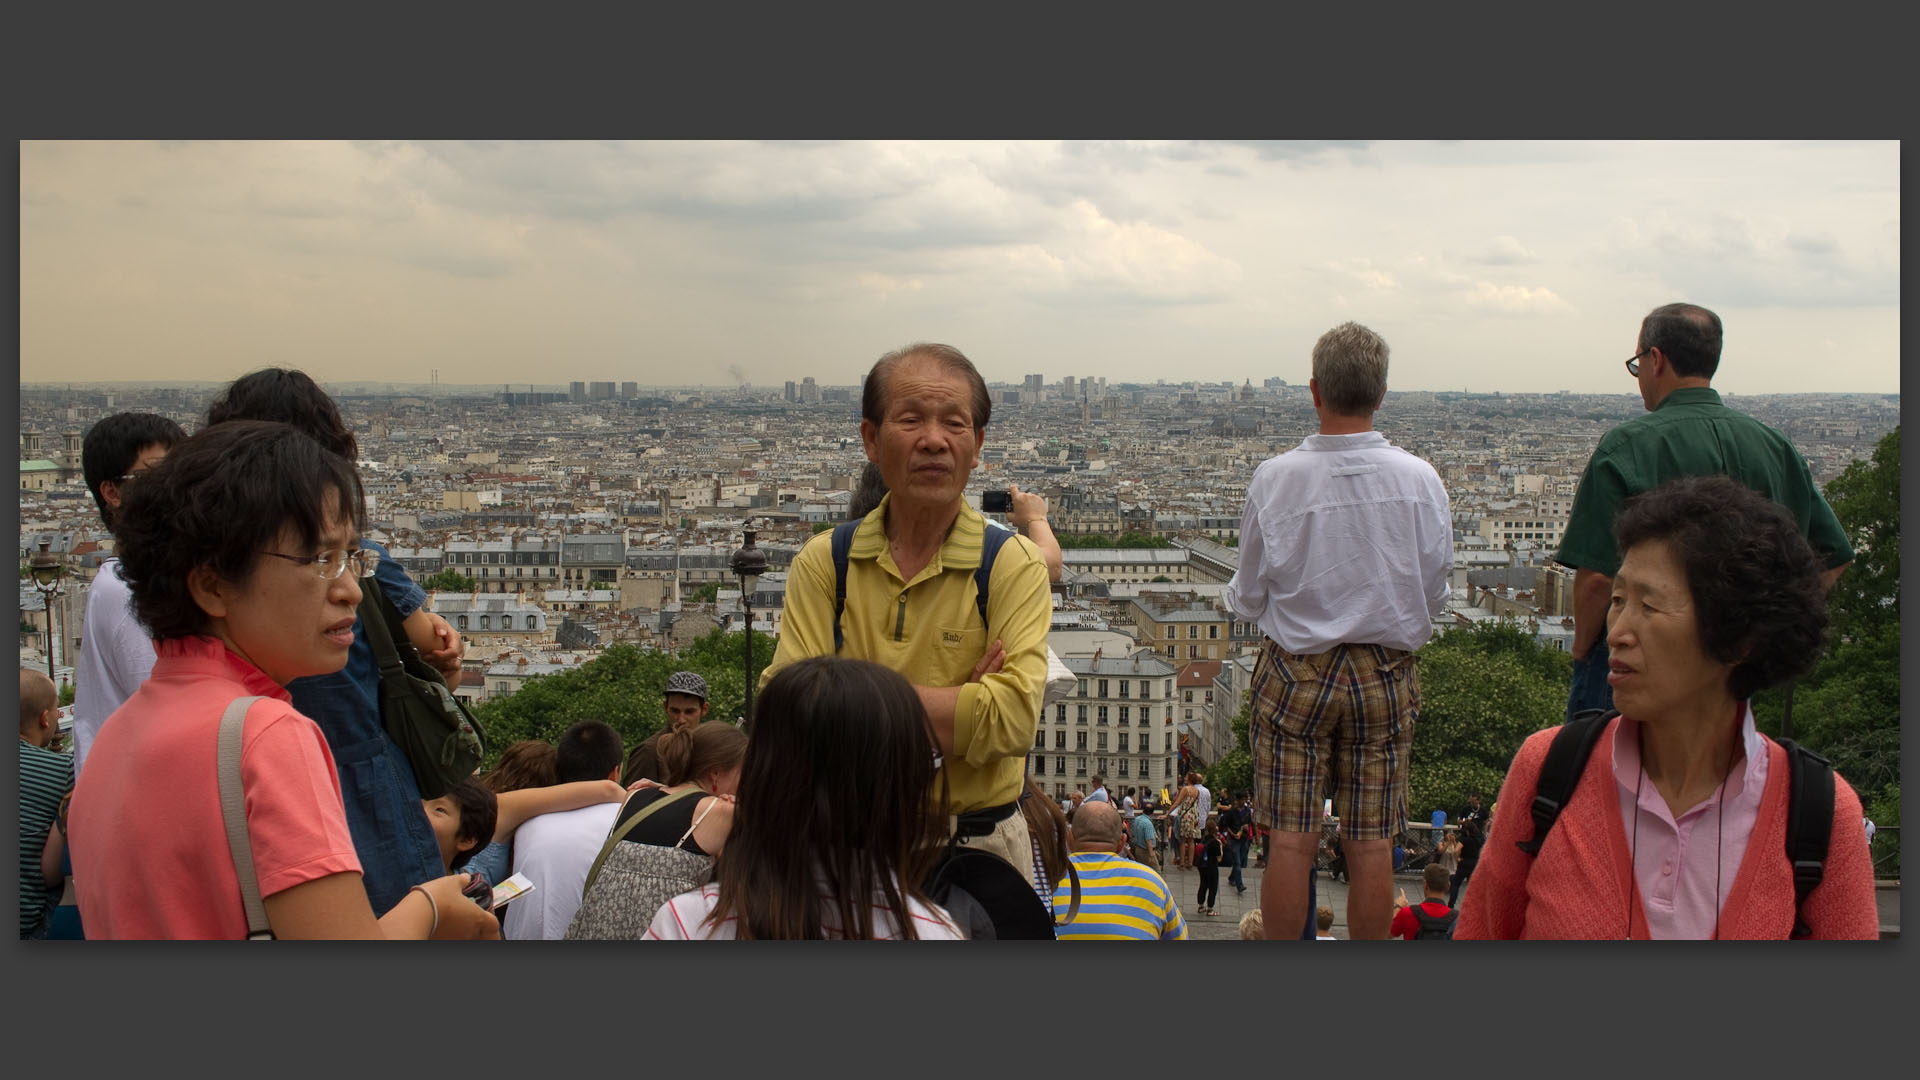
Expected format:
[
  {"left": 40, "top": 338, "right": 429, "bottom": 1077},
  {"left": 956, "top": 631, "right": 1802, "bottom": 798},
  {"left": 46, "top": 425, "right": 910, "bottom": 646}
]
[{"left": 1053, "top": 851, "right": 1186, "bottom": 940}]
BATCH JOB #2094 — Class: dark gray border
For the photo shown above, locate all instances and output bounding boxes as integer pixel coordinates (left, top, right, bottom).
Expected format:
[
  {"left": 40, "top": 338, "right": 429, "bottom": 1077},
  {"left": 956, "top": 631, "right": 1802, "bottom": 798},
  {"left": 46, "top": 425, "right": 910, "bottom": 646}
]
[{"left": 7, "top": 1, "right": 1912, "bottom": 1072}]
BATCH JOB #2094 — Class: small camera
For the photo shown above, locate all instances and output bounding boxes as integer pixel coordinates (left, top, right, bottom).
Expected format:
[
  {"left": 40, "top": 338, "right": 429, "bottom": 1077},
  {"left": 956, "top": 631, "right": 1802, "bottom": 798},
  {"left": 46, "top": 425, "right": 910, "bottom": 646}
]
[
  {"left": 461, "top": 867, "right": 495, "bottom": 911},
  {"left": 981, "top": 489, "right": 1012, "bottom": 513}
]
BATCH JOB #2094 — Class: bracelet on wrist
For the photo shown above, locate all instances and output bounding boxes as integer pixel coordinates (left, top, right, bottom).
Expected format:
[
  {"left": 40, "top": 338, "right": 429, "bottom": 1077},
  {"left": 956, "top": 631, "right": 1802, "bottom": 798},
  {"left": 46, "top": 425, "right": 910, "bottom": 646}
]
[{"left": 409, "top": 884, "right": 440, "bottom": 938}]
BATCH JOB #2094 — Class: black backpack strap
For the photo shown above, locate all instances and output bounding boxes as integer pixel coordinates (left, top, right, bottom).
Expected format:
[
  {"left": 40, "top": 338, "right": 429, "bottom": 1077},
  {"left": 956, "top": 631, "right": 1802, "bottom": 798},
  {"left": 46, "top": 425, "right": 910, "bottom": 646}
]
[
  {"left": 1776, "top": 738, "right": 1834, "bottom": 940},
  {"left": 975, "top": 524, "right": 1012, "bottom": 629},
  {"left": 1515, "top": 709, "right": 1616, "bottom": 856},
  {"left": 829, "top": 520, "right": 859, "bottom": 654}
]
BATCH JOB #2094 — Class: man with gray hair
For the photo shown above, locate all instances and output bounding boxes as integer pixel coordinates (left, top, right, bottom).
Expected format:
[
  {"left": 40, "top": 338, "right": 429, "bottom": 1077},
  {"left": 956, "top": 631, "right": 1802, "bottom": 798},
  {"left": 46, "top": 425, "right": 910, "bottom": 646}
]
[{"left": 1227, "top": 322, "right": 1452, "bottom": 940}]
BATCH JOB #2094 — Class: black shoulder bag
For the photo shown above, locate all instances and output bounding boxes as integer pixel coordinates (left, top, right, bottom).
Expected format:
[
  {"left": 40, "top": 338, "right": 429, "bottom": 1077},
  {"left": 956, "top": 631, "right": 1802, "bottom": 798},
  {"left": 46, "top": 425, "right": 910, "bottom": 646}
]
[{"left": 360, "top": 582, "right": 486, "bottom": 801}]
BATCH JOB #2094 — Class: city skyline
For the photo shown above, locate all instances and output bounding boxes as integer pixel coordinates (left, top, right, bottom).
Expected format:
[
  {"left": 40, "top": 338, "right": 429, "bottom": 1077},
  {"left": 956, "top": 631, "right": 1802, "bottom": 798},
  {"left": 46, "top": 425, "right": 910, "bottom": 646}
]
[{"left": 21, "top": 140, "right": 1901, "bottom": 395}]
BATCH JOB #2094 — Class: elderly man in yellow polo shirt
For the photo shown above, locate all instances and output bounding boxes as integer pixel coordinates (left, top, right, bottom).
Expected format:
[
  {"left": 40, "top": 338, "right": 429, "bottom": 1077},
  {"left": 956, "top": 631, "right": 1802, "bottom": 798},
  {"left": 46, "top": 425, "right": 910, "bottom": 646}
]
[{"left": 759, "top": 343, "right": 1053, "bottom": 882}]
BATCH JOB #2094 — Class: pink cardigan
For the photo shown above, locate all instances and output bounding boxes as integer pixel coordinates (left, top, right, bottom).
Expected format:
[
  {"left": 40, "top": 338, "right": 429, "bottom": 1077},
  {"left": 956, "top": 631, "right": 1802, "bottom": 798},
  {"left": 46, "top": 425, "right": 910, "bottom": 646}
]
[{"left": 1455, "top": 716, "right": 1878, "bottom": 940}]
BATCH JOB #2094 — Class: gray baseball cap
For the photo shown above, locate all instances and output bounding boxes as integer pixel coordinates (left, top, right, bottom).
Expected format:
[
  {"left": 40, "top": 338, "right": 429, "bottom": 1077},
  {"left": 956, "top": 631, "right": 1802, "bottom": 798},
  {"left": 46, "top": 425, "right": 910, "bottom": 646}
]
[{"left": 664, "top": 670, "right": 709, "bottom": 702}]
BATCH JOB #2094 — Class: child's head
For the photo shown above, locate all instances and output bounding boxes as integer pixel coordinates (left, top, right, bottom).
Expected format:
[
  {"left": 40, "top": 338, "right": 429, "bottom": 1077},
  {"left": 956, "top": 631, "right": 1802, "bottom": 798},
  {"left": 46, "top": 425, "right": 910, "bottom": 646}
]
[
  {"left": 1317, "top": 905, "right": 1335, "bottom": 934},
  {"left": 424, "top": 777, "right": 498, "bottom": 874},
  {"left": 1238, "top": 908, "right": 1264, "bottom": 940}
]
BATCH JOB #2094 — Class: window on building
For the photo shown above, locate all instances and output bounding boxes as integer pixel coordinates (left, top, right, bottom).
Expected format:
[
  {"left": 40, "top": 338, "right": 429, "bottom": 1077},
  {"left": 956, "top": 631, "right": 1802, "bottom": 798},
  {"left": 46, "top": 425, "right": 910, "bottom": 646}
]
[
  {"left": 1033, "top": 756, "right": 1046, "bottom": 775},
  {"left": 1096, "top": 757, "right": 1109, "bottom": 777},
  {"left": 1188, "top": 645, "right": 1198, "bottom": 658},
  {"left": 1118, "top": 759, "right": 1129, "bottom": 778},
  {"left": 1139, "top": 680, "right": 1150, "bottom": 699},
  {"left": 1119, "top": 733, "right": 1130, "bottom": 752},
  {"left": 1118, "top": 706, "right": 1130, "bottom": 726},
  {"left": 1078, "top": 680, "right": 1087, "bottom": 697},
  {"left": 1076, "top": 758, "right": 1088, "bottom": 776},
  {"left": 1056, "top": 704, "right": 1067, "bottom": 723},
  {"left": 1208, "top": 625, "right": 1218, "bottom": 639},
  {"left": 1096, "top": 732, "right": 1107, "bottom": 750},
  {"left": 1118, "top": 680, "right": 1129, "bottom": 699},
  {"left": 1165, "top": 646, "right": 1175, "bottom": 657},
  {"left": 1056, "top": 758, "right": 1067, "bottom": 777},
  {"left": 1205, "top": 690, "right": 1214, "bottom": 704},
  {"left": 1035, "top": 729, "right": 1046, "bottom": 749},
  {"left": 1185, "top": 709, "right": 1194, "bottom": 721},
  {"left": 1076, "top": 731, "right": 1088, "bottom": 751},
  {"left": 457, "top": 616, "right": 468, "bottom": 631},
  {"left": 1184, "top": 689, "right": 1193, "bottom": 703},
  {"left": 1164, "top": 625, "right": 1174, "bottom": 640},
  {"left": 1139, "top": 758, "right": 1151, "bottom": 780},
  {"left": 1098, "top": 679, "right": 1109, "bottom": 697},
  {"left": 1188, "top": 625, "right": 1198, "bottom": 639},
  {"left": 1055, "top": 730, "right": 1066, "bottom": 749},
  {"left": 1097, "top": 706, "right": 1108, "bottom": 725},
  {"left": 1165, "top": 734, "right": 1173, "bottom": 752},
  {"left": 1076, "top": 705, "right": 1088, "bottom": 724}
]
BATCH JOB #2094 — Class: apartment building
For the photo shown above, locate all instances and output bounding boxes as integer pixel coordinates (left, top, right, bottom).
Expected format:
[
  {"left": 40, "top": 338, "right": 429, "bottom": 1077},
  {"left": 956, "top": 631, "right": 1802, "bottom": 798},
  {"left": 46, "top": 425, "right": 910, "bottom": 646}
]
[
  {"left": 1030, "top": 652, "right": 1180, "bottom": 802},
  {"left": 1131, "top": 589, "right": 1231, "bottom": 661}
]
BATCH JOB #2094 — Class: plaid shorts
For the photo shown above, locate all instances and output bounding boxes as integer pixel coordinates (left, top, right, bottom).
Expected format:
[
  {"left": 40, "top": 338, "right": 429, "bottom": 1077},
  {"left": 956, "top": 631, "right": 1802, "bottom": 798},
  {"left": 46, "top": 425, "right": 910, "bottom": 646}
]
[{"left": 1248, "top": 636, "right": 1417, "bottom": 841}]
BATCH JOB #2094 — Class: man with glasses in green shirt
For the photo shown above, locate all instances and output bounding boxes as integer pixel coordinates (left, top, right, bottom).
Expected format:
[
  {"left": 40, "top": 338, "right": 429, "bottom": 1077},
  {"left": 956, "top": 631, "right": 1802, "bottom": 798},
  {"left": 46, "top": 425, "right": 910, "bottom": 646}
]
[{"left": 1557, "top": 302, "right": 1854, "bottom": 721}]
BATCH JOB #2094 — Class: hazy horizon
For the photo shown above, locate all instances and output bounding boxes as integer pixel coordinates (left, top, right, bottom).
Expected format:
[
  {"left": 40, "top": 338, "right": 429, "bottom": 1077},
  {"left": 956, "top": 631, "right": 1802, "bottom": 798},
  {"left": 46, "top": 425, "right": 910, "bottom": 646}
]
[{"left": 21, "top": 140, "right": 1900, "bottom": 395}]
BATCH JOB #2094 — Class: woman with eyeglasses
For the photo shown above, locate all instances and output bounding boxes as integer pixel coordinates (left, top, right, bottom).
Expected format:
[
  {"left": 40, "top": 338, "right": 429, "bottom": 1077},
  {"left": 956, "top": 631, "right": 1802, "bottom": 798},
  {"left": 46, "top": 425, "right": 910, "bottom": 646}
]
[
  {"left": 69, "top": 421, "right": 497, "bottom": 939},
  {"left": 203, "top": 368, "right": 466, "bottom": 917},
  {"left": 645, "top": 657, "right": 963, "bottom": 939},
  {"left": 1455, "top": 476, "right": 1877, "bottom": 939}
]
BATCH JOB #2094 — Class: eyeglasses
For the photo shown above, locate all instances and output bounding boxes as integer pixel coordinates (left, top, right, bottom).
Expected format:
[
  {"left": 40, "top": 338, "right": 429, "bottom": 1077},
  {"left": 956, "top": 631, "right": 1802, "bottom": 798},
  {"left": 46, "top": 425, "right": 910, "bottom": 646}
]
[
  {"left": 257, "top": 548, "right": 376, "bottom": 580},
  {"left": 1625, "top": 348, "right": 1652, "bottom": 377}
]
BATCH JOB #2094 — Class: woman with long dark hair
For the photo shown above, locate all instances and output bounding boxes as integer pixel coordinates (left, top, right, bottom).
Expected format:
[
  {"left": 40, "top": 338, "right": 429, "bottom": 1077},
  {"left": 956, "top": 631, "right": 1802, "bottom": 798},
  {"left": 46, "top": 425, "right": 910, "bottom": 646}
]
[{"left": 646, "top": 657, "right": 962, "bottom": 939}]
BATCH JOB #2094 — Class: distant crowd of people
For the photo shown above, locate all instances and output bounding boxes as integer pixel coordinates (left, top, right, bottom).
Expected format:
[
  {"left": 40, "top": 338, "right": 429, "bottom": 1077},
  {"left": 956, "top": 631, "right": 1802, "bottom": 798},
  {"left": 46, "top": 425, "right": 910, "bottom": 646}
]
[{"left": 18, "top": 303, "right": 1880, "bottom": 939}]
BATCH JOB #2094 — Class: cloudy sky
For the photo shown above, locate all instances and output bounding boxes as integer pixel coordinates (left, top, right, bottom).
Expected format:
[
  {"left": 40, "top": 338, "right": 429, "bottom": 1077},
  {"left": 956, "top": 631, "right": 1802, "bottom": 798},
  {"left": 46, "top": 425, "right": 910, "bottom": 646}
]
[{"left": 19, "top": 140, "right": 1900, "bottom": 395}]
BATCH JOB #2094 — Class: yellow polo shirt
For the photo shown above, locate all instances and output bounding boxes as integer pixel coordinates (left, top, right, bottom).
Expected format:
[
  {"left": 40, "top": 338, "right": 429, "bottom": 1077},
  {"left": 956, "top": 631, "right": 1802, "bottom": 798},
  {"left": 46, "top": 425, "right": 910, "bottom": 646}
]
[{"left": 760, "top": 494, "right": 1052, "bottom": 813}]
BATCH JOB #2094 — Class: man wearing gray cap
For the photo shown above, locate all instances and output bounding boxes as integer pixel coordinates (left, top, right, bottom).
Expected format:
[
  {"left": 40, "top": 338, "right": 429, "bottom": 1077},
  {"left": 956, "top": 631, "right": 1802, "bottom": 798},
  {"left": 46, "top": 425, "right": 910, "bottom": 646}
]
[{"left": 664, "top": 671, "right": 710, "bottom": 733}]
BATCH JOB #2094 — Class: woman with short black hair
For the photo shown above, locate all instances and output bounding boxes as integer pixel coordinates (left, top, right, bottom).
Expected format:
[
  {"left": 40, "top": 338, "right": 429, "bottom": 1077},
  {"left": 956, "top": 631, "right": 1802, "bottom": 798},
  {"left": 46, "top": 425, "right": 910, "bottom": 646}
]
[{"left": 1457, "top": 476, "right": 1876, "bottom": 939}]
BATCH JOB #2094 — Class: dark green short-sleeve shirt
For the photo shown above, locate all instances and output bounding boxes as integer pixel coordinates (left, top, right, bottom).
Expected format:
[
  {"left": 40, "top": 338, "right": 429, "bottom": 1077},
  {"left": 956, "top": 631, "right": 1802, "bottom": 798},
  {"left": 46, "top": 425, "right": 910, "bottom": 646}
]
[{"left": 1555, "top": 387, "right": 1855, "bottom": 578}]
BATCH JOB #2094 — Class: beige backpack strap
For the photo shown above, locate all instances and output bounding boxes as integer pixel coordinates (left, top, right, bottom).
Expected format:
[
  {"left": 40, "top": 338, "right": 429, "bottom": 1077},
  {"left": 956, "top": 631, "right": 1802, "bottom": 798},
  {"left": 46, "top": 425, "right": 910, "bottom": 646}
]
[{"left": 217, "top": 696, "right": 274, "bottom": 940}]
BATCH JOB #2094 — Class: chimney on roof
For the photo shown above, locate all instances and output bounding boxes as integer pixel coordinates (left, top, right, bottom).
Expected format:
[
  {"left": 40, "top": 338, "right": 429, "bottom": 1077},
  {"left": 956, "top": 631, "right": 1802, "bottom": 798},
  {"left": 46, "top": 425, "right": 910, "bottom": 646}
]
[{"left": 1093, "top": 647, "right": 1102, "bottom": 662}]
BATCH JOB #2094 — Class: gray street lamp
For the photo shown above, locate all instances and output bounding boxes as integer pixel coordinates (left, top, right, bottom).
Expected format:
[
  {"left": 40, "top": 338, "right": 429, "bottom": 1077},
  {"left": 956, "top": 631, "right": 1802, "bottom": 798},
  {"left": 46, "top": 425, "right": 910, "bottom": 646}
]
[
  {"left": 729, "top": 522, "right": 769, "bottom": 732},
  {"left": 29, "top": 539, "right": 65, "bottom": 681}
]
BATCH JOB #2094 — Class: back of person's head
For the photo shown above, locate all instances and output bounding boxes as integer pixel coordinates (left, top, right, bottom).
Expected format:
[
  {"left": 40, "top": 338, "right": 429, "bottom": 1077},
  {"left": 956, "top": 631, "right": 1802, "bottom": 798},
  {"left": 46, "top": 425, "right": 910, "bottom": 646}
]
[
  {"left": 205, "top": 368, "right": 358, "bottom": 461},
  {"left": 1072, "top": 800, "right": 1125, "bottom": 850},
  {"left": 81, "top": 412, "right": 187, "bottom": 529},
  {"left": 114, "top": 420, "right": 365, "bottom": 642},
  {"left": 655, "top": 721, "right": 748, "bottom": 788},
  {"left": 861, "top": 343, "right": 992, "bottom": 432},
  {"left": 1311, "top": 322, "right": 1390, "bottom": 415},
  {"left": 1462, "top": 817, "right": 1482, "bottom": 840},
  {"left": 1638, "top": 302, "right": 1723, "bottom": 380},
  {"left": 1020, "top": 775, "right": 1072, "bottom": 891},
  {"left": 712, "top": 656, "right": 945, "bottom": 939},
  {"left": 555, "top": 719, "right": 623, "bottom": 783},
  {"left": 1240, "top": 908, "right": 1266, "bottom": 940},
  {"left": 1423, "top": 862, "right": 1452, "bottom": 897},
  {"left": 483, "top": 740, "right": 557, "bottom": 794},
  {"left": 1613, "top": 474, "right": 1828, "bottom": 700},
  {"left": 446, "top": 776, "right": 498, "bottom": 870},
  {"left": 1317, "top": 905, "right": 1335, "bottom": 933},
  {"left": 20, "top": 668, "right": 57, "bottom": 731},
  {"left": 847, "top": 461, "right": 890, "bottom": 521}
]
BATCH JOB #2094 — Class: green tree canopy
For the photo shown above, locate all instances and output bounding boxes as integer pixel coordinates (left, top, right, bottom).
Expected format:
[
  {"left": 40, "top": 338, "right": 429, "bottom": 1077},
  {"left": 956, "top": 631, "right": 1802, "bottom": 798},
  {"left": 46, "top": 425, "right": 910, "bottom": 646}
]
[
  {"left": 1408, "top": 621, "right": 1570, "bottom": 820},
  {"left": 473, "top": 627, "right": 776, "bottom": 767},
  {"left": 1752, "top": 426, "right": 1900, "bottom": 794},
  {"left": 422, "top": 568, "right": 477, "bottom": 593}
]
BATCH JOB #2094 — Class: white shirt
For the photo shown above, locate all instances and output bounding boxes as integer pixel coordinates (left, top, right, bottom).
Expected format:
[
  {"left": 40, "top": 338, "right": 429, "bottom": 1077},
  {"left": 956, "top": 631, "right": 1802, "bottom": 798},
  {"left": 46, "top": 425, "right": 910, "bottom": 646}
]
[
  {"left": 71, "top": 559, "right": 158, "bottom": 776},
  {"left": 1196, "top": 784, "right": 1211, "bottom": 821},
  {"left": 503, "top": 801, "right": 621, "bottom": 940},
  {"left": 645, "top": 880, "right": 964, "bottom": 940},
  {"left": 1086, "top": 786, "right": 1110, "bottom": 804},
  {"left": 1228, "top": 431, "right": 1453, "bottom": 654}
]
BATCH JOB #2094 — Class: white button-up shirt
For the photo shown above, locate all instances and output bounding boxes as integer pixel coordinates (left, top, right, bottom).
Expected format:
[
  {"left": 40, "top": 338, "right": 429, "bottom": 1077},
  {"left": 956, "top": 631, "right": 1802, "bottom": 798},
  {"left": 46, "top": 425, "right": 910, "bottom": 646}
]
[{"left": 1227, "top": 431, "right": 1452, "bottom": 654}]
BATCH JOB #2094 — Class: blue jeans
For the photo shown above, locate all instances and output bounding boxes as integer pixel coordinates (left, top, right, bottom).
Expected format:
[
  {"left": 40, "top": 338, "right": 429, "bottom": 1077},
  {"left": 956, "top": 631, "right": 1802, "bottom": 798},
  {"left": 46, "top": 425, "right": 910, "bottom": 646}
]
[
  {"left": 1228, "top": 837, "right": 1250, "bottom": 889},
  {"left": 1566, "top": 640, "right": 1614, "bottom": 723}
]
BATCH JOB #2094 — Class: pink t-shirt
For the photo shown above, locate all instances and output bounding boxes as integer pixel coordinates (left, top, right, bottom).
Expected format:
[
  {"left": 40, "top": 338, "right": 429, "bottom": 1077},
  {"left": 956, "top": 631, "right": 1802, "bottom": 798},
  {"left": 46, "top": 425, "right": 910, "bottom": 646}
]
[
  {"left": 1610, "top": 705, "right": 1767, "bottom": 940},
  {"left": 70, "top": 636, "right": 362, "bottom": 940}
]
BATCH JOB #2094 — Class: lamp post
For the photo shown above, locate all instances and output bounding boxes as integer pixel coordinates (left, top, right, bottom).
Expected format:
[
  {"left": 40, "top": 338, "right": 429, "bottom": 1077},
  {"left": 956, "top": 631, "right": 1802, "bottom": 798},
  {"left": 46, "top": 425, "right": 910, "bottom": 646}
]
[
  {"left": 729, "top": 521, "right": 769, "bottom": 732},
  {"left": 29, "top": 539, "right": 65, "bottom": 681}
]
